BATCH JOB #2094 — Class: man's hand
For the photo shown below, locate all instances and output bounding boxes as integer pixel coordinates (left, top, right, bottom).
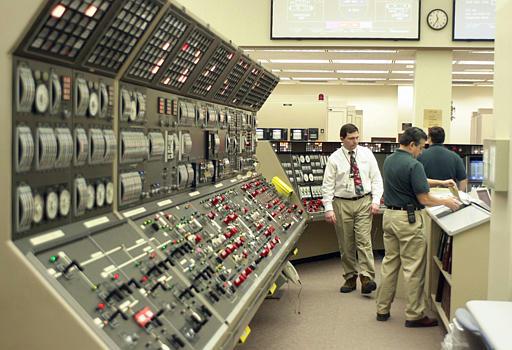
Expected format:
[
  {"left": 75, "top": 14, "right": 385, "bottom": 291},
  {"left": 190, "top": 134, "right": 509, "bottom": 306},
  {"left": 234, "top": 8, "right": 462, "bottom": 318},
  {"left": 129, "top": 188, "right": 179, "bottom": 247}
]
[
  {"left": 442, "top": 179, "right": 457, "bottom": 188},
  {"left": 370, "top": 203, "right": 380, "bottom": 215},
  {"left": 443, "top": 197, "right": 461, "bottom": 211},
  {"left": 325, "top": 210, "right": 336, "bottom": 224}
]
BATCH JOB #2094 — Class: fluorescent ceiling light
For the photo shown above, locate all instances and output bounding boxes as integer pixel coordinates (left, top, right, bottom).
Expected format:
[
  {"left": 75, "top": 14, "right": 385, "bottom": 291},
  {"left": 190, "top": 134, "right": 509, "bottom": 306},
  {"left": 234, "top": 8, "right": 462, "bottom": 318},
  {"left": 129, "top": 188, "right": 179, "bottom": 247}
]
[
  {"left": 332, "top": 59, "right": 392, "bottom": 64},
  {"left": 336, "top": 70, "right": 388, "bottom": 74},
  {"left": 453, "top": 71, "right": 494, "bottom": 75},
  {"left": 395, "top": 60, "right": 415, "bottom": 64},
  {"left": 470, "top": 51, "right": 494, "bottom": 54},
  {"left": 258, "top": 59, "right": 269, "bottom": 63},
  {"left": 389, "top": 78, "right": 414, "bottom": 81},
  {"left": 271, "top": 69, "right": 281, "bottom": 72},
  {"left": 270, "top": 59, "right": 330, "bottom": 63},
  {"left": 283, "top": 69, "right": 333, "bottom": 73},
  {"left": 406, "top": 65, "right": 414, "bottom": 68},
  {"left": 452, "top": 79, "right": 486, "bottom": 82},
  {"left": 391, "top": 71, "right": 413, "bottom": 74},
  {"left": 293, "top": 77, "right": 338, "bottom": 81},
  {"left": 340, "top": 77, "right": 387, "bottom": 81},
  {"left": 328, "top": 49, "right": 397, "bottom": 53},
  {"left": 476, "top": 84, "right": 493, "bottom": 86},
  {"left": 262, "top": 49, "right": 325, "bottom": 52},
  {"left": 279, "top": 77, "right": 291, "bottom": 80},
  {"left": 454, "top": 60, "right": 494, "bottom": 65}
]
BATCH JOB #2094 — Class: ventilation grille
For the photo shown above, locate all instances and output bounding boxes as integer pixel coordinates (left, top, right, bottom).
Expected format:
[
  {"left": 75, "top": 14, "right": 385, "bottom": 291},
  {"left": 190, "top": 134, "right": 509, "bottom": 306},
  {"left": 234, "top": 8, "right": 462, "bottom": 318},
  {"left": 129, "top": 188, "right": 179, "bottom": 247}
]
[
  {"left": 84, "top": 0, "right": 160, "bottom": 72},
  {"left": 213, "top": 57, "right": 250, "bottom": 102},
  {"left": 28, "top": 0, "right": 113, "bottom": 60},
  {"left": 190, "top": 45, "right": 234, "bottom": 97},
  {"left": 232, "top": 66, "right": 260, "bottom": 105},
  {"left": 160, "top": 28, "right": 213, "bottom": 90},
  {"left": 126, "top": 8, "right": 188, "bottom": 81}
]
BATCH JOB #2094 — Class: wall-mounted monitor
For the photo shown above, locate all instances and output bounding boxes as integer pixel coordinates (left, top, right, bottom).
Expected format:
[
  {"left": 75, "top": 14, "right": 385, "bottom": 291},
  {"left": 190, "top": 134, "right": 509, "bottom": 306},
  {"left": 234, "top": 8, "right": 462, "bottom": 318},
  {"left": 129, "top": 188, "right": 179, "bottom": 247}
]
[
  {"left": 308, "top": 128, "right": 319, "bottom": 140},
  {"left": 271, "top": 128, "right": 288, "bottom": 141},
  {"left": 469, "top": 159, "right": 484, "bottom": 181},
  {"left": 271, "top": 0, "right": 421, "bottom": 40},
  {"left": 290, "top": 128, "right": 308, "bottom": 141},
  {"left": 256, "top": 128, "right": 266, "bottom": 140},
  {"left": 453, "top": 0, "right": 496, "bottom": 41}
]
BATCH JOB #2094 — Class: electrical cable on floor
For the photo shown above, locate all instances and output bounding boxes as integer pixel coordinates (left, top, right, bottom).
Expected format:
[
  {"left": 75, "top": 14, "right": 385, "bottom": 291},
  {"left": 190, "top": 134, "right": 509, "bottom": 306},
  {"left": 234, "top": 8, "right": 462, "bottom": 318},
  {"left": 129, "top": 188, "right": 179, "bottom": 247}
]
[{"left": 296, "top": 283, "right": 303, "bottom": 315}]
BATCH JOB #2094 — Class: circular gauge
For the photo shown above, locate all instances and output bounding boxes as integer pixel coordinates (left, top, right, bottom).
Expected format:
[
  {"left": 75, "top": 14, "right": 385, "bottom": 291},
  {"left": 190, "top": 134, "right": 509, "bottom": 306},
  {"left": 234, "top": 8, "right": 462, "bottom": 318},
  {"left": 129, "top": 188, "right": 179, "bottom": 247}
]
[
  {"left": 305, "top": 155, "right": 311, "bottom": 163},
  {"left": 309, "top": 173, "right": 314, "bottom": 182},
  {"left": 35, "top": 83, "right": 49, "bottom": 113},
  {"left": 299, "top": 155, "right": 305, "bottom": 163},
  {"left": 303, "top": 174, "right": 309, "bottom": 182},
  {"left": 105, "top": 181, "right": 114, "bottom": 205},
  {"left": 59, "top": 189, "right": 71, "bottom": 217},
  {"left": 45, "top": 191, "right": 59, "bottom": 220},
  {"left": 129, "top": 100, "right": 137, "bottom": 121},
  {"left": 96, "top": 182, "right": 105, "bottom": 207},
  {"left": 88, "top": 91, "right": 99, "bottom": 117},
  {"left": 86, "top": 184, "right": 95, "bottom": 210},
  {"left": 33, "top": 194, "right": 44, "bottom": 224}
]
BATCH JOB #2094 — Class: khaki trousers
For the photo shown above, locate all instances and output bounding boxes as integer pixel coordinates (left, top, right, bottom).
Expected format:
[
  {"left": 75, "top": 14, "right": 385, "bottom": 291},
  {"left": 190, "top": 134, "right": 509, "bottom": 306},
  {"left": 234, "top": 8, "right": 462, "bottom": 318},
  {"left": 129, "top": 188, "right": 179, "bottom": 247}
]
[
  {"left": 333, "top": 195, "right": 375, "bottom": 280},
  {"left": 376, "top": 209, "right": 427, "bottom": 320}
]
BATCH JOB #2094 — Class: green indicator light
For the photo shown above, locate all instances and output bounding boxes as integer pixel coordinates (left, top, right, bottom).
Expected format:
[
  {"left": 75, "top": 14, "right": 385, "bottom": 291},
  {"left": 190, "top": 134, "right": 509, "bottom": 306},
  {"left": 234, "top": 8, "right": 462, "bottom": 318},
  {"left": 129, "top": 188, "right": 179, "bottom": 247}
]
[
  {"left": 162, "top": 245, "right": 167, "bottom": 250},
  {"left": 49, "top": 255, "right": 58, "bottom": 263}
]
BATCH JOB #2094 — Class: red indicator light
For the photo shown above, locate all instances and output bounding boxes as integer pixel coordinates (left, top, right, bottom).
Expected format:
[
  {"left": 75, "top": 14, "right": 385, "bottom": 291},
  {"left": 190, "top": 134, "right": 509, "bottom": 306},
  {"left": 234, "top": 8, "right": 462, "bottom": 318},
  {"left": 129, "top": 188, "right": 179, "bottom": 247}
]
[
  {"left": 113, "top": 273, "right": 120, "bottom": 280},
  {"left": 134, "top": 307, "right": 154, "bottom": 328},
  {"left": 97, "top": 303, "right": 106, "bottom": 310},
  {"left": 181, "top": 43, "right": 190, "bottom": 51},
  {"left": 51, "top": 4, "right": 66, "bottom": 18}
]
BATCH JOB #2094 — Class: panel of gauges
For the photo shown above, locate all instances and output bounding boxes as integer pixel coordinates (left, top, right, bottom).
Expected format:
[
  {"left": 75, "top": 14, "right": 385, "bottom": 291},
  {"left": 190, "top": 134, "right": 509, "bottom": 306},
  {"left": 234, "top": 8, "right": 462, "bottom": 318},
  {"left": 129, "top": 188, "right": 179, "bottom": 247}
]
[{"left": 13, "top": 58, "right": 116, "bottom": 238}]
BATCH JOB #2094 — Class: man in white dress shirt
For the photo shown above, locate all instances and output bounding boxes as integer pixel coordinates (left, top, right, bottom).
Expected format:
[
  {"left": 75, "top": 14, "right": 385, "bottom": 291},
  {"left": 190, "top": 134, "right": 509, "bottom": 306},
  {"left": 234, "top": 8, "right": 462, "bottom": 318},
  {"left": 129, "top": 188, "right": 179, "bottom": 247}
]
[{"left": 322, "top": 123, "right": 383, "bottom": 294}]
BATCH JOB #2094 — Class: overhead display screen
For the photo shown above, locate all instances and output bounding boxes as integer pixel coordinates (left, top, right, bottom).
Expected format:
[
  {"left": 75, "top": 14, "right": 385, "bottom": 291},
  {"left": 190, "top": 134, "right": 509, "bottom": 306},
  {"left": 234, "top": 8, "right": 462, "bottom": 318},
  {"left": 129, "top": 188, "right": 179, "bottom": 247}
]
[
  {"left": 453, "top": 0, "right": 496, "bottom": 41},
  {"left": 271, "top": 0, "right": 420, "bottom": 40}
]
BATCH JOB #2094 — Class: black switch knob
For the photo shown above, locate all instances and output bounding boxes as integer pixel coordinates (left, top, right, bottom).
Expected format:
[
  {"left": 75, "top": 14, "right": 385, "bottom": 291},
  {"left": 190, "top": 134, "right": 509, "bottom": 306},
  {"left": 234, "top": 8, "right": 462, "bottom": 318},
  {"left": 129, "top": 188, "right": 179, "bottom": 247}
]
[{"left": 63, "top": 260, "right": 83, "bottom": 274}]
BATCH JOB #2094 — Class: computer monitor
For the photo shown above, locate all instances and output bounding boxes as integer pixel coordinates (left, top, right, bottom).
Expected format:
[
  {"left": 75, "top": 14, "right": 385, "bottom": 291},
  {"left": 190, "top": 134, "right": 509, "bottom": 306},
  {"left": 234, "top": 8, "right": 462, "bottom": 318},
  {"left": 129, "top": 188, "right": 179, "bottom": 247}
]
[
  {"left": 271, "top": 129, "right": 283, "bottom": 140},
  {"left": 469, "top": 159, "right": 484, "bottom": 181},
  {"left": 308, "top": 128, "right": 319, "bottom": 141},
  {"left": 476, "top": 188, "right": 491, "bottom": 208},
  {"left": 290, "top": 128, "right": 306, "bottom": 141},
  {"left": 256, "top": 128, "right": 265, "bottom": 140}
]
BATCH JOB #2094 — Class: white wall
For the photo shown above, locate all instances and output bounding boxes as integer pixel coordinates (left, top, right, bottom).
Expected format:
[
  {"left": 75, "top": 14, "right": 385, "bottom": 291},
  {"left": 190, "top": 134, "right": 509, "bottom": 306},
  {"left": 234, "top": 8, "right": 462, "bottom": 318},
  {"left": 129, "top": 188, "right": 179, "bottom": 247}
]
[
  {"left": 258, "top": 84, "right": 493, "bottom": 144},
  {"left": 451, "top": 86, "right": 494, "bottom": 144},
  {"left": 258, "top": 84, "right": 398, "bottom": 142}
]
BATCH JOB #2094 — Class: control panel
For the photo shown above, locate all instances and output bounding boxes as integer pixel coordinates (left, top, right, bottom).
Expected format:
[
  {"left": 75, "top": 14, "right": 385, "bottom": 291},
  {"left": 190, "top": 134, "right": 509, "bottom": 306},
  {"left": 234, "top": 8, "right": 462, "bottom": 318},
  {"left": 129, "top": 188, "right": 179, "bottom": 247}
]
[
  {"left": 17, "top": 175, "right": 306, "bottom": 350},
  {"left": 7, "top": 2, "right": 289, "bottom": 349}
]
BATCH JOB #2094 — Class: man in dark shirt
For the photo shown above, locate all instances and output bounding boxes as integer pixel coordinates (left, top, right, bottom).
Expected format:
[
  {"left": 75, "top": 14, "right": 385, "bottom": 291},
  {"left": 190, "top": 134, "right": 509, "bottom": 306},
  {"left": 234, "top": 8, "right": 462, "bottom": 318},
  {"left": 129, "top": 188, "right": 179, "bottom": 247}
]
[
  {"left": 418, "top": 127, "right": 468, "bottom": 191},
  {"left": 375, "top": 127, "right": 460, "bottom": 328}
]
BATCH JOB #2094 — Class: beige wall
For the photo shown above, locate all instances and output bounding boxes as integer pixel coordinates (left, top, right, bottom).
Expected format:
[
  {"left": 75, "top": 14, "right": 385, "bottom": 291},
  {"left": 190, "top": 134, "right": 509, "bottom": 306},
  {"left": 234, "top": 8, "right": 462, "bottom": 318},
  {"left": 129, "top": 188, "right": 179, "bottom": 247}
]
[
  {"left": 452, "top": 86, "right": 494, "bottom": 144},
  {"left": 258, "top": 84, "right": 493, "bottom": 144},
  {"left": 174, "top": 0, "right": 493, "bottom": 49},
  {"left": 258, "top": 84, "right": 399, "bottom": 142}
]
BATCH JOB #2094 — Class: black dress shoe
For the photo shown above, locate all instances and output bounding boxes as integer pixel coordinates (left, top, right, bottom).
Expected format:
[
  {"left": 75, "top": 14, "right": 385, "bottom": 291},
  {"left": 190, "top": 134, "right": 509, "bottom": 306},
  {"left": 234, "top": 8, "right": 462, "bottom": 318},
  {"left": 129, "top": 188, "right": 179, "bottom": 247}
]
[
  {"left": 360, "top": 275, "right": 377, "bottom": 294},
  {"left": 339, "top": 276, "right": 357, "bottom": 293},
  {"left": 376, "top": 313, "right": 390, "bottom": 321},
  {"left": 405, "top": 316, "right": 438, "bottom": 328}
]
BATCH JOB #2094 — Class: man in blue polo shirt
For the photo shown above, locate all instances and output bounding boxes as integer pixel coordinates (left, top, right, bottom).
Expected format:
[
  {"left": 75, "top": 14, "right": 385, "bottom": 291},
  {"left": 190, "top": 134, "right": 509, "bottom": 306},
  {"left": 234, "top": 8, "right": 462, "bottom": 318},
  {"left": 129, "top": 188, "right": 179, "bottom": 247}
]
[
  {"left": 376, "top": 127, "right": 460, "bottom": 328},
  {"left": 418, "top": 126, "right": 468, "bottom": 191}
]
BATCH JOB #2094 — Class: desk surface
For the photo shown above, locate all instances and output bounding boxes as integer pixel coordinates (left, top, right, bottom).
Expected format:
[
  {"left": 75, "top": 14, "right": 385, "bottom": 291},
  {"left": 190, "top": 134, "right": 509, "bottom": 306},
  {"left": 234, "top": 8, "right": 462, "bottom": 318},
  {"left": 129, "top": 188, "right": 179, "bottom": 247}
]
[{"left": 466, "top": 300, "right": 512, "bottom": 350}]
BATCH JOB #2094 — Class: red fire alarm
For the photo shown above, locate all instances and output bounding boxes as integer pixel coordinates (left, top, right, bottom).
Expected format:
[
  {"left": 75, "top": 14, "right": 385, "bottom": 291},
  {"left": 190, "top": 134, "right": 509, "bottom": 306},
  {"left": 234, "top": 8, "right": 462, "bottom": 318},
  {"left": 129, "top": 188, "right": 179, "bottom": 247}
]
[{"left": 318, "top": 93, "right": 324, "bottom": 101}]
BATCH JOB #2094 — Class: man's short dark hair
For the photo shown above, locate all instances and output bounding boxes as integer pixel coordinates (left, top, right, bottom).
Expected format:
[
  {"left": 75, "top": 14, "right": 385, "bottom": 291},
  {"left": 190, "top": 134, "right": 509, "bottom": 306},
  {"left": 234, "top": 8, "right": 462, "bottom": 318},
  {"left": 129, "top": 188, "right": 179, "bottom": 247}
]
[
  {"left": 340, "top": 123, "right": 359, "bottom": 138},
  {"left": 428, "top": 126, "right": 445, "bottom": 144},
  {"left": 399, "top": 127, "right": 427, "bottom": 146}
]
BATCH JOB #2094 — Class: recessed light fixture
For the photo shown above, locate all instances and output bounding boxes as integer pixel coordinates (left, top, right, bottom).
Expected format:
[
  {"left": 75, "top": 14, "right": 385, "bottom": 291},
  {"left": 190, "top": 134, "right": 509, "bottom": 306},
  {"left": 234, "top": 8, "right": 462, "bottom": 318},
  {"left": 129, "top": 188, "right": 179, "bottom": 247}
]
[
  {"left": 336, "top": 70, "right": 388, "bottom": 74},
  {"left": 293, "top": 77, "right": 338, "bottom": 81},
  {"left": 270, "top": 59, "right": 330, "bottom": 64},
  {"left": 454, "top": 60, "right": 495, "bottom": 65},
  {"left": 391, "top": 71, "right": 414, "bottom": 74},
  {"left": 283, "top": 69, "right": 334, "bottom": 73},
  {"left": 395, "top": 60, "right": 415, "bottom": 64},
  {"left": 340, "top": 77, "right": 387, "bottom": 81},
  {"left": 453, "top": 71, "right": 494, "bottom": 75},
  {"left": 328, "top": 49, "right": 397, "bottom": 53},
  {"left": 332, "top": 59, "right": 392, "bottom": 64}
]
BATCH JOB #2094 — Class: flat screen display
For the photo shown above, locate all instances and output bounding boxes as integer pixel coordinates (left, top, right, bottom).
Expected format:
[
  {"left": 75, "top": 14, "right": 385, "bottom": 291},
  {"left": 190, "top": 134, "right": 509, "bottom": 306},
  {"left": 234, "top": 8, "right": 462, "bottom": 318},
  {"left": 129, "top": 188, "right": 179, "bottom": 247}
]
[
  {"left": 271, "top": 0, "right": 420, "bottom": 40},
  {"left": 476, "top": 188, "right": 491, "bottom": 208},
  {"left": 272, "top": 129, "right": 283, "bottom": 140},
  {"left": 291, "top": 129, "right": 306, "bottom": 140},
  {"left": 453, "top": 0, "right": 496, "bottom": 40},
  {"left": 469, "top": 160, "right": 484, "bottom": 181},
  {"left": 256, "top": 128, "right": 265, "bottom": 140}
]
